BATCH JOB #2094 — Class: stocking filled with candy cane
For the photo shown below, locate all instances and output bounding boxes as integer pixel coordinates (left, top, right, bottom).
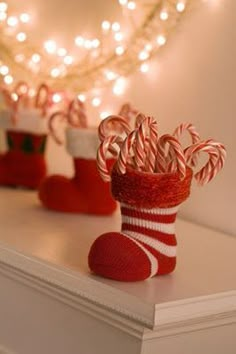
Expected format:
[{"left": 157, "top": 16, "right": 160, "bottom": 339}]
[
  {"left": 0, "top": 83, "right": 61, "bottom": 189},
  {"left": 88, "top": 115, "right": 226, "bottom": 282},
  {"left": 38, "top": 100, "right": 138, "bottom": 215}
]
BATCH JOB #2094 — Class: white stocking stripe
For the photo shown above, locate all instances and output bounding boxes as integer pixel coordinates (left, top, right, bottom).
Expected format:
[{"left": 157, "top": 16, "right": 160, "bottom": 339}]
[
  {"left": 122, "top": 215, "right": 175, "bottom": 234},
  {"left": 121, "top": 203, "right": 179, "bottom": 215},
  {"left": 121, "top": 233, "right": 158, "bottom": 278},
  {"left": 123, "top": 230, "right": 177, "bottom": 257}
]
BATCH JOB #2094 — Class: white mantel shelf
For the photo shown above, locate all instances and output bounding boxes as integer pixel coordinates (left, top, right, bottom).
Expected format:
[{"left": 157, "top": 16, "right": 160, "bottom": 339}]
[{"left": 0, "top": 188, "right": 235, "bottom": 354}]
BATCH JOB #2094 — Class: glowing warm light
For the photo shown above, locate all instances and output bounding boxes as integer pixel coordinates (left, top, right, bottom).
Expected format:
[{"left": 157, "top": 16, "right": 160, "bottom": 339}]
[
  {"left": 57, "top": 48, "right": 67, "bottom": 57},
  {"left": 145, "top": 43, "right": 153, "bottom": 52},
  {"left": 4, "top": 75, "right": 13, "bottom": 85},
  {"left": 11, "top": 93, "right": 18, "bottom": 101},
  {"left": 114, "top": 32, "right": 123, "bottom": 42},
  {"left": 112, "top": 22, "right": 120, "bottom": 32},
  {"left": 75, "top": 36, "right": 84, "bottom": 47},
  {"left": 84, "top": 40, "right": 93, "bottom": 50},
  {"left": 52, "top": 93, "right": 62, "bottom": 103},
  {"left": 138, "top": 50, "right": 149, "bottom": 61},
  {"left": 15, "top": 54, "right": 25, "bottom": 63},
  {"left": 44, "top": 40, "right": 57, "bottom": 54},
  {"left": 100, "top": 111, "right": 110, "bottom": 120},
  {"left": 32, "top": 53, "right": 41, "bottom": 63},
  {"left": 64, "top": 55, "right": 74, "bottom": 65},
  {"left": 92, "top": 97, "right": 101, "bottom": 107},
  {"left": 16, "top": 32, "right": 27, "bottom": 42},
  {"left": 92, "top": 39, "right": 100, "bottom": 48},
  {"left": 119, "top": 0, "right": 128, "bottom": 5},
  {"left": 7, "top": 16, "right": 18, "bottom": 27},
  {"left": 50, "top": 68, "right": 60, "bottom": 78},
  {"left": 102, "top": 20, "right": 111, "bottom": 31},
  {"left": 140, "top": 63, "right": 149, "bottom": 73},
  {"left": 113, "top": 77, "right": 126, "bottom": 96},
  {"left": 28, "top": 88, "right": 36, "bottom": 97},
  {"left": 0, "top": 65, "right": 9, "bottom": 75},
  {"left": 156, "top": 35, "right": 166, "bottom": 46},
  {"left": 20, "top": 13, "right": 30, "bottom": 23},
  {"left": 115, "top": 46, "right": 125, "bottom": 55},
  {"left": 176, "top": 2, "right": 186, "bottom": 12},
  {"left": 0, "top": 12, "right": 7, "bottom": 21},
  {"left": 78, "top": 94, "right": 86, "bottom": 102},
  {"left": 0, "top": 2, "right": 7, "bottom": 12},
  {"left": 105, "top": 71, "right": 117, "bottom": 81},
  {"left": 160, "top": 10, "right": 169, "bottom": 21},
  {"left": 127, "top": 1, "right": 136, "bottom": 10}
]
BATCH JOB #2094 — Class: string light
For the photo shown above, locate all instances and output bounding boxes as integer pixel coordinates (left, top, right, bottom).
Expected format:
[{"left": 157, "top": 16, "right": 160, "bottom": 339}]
[
  {"left": 0, "top": 65, "right": 9, "bottom": 75},
  {"left": 19, "top": 13, "right": 30, "bottom": 23},
  {"left": 100, "top": 111, "right": 110, "bottom": 120},
  {"left": 0, "top": 0, "right": 193, "bottom": 99},
  {"left": 127, "top": 1, "right": 136, "bottom": 10},
  {"left": 92, "top": 97, "right": 101, "bottom": 107},
  {"left": 176, "top": 1, "right": 186, "bottom": 12},
  {"left": 101, "top": 20, "right": 111, "bottom": 31},
  {"left": 156, "top": 35, "right": 166, "bottom": 46},
  {"left": 140, "top": 63, "right": 149, "bottom": 73},
  {"left": 52, "top": 93, "right": 62, "bottom": 103},
  {"left": 31, "top": 53, "right": 41, "bottom": 63},
  {"left": 7, "top": 16, "right": 18, "bottom": 27},
  {"left": 78, "top": 94, "right": 86, "bottom": 102},
  {"left": 4, "top": 74, "right": 13, "bottom": 84},
  {"left": 16, "top": 32, "right": 27, "bottom": 42},
  {"left": 0, "top": 2, "right": 8, "bottom": 12},
  {"left": 160, "top": 10, "right": 169, "bottom": 21},
  {"left": 44, "top": 40, "right": 57, "bottom": 54}
]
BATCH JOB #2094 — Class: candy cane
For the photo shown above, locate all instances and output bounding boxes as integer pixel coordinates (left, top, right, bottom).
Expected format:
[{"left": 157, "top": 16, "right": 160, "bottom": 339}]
[
  {"left": 98, "top": 115, "right": 132, "bottom": 142},
  {"left": 97, "top": 135, "right": 123, "bottom": 182},
  {"left": 156, "top": 134, "right": 186, "bottom": 179},
  {"left": 49, "top": 111, "right": 68, "bottom": 144},
  {"left": 116, "top": 130, "right": 137, "bottom": 175},
  {"left": 185, "top": 140, "right": 226, "bottom": 185},
  {"left": 67, "top": 98, "right": 88, "bottom": 128},
  {"left": 173, "top": 123, "right": 200, "bottom": 167},
  {"left": 134, "top": 115, "right": 158, "bottom": 172},
  {"left": 35, "top": 84, "right": 50, "bottom": 116},
  {"left": 119, "top": 102, "right": 139, "bottom": 122}
]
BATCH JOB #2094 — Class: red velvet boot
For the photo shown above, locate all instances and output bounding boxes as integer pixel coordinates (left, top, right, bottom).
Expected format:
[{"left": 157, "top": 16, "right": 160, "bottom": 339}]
[
  {"left": 88, "top": 166, "right": 193, "bottom": 281},
  {"left": 0, "top": 109, "right": 47, "bottom": 189},
  {"left": 39, "top": 128, "right": 117, "bottom": 215}
]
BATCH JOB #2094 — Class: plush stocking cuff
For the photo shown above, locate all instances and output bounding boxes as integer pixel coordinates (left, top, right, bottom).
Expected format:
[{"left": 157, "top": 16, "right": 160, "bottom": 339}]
[{"left": 111, "top": 166, "right": 193, "bottom": 208}]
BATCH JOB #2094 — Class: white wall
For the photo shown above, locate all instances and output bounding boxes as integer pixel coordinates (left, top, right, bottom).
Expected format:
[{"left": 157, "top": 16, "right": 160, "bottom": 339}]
[{"left": 1, "top": 0, "right": 235, "bottom": 235}]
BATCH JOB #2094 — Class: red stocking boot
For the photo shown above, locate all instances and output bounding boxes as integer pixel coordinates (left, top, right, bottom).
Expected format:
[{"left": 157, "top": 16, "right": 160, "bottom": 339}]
[
  {"left": 0, "top": 110, "right": 47, "bottom": 189},
  {"left": 39, "top": 128, "right": 117, "bottom": 215},
  {"left": 89, "top": 166, "right": 193, "bottom": 281}
]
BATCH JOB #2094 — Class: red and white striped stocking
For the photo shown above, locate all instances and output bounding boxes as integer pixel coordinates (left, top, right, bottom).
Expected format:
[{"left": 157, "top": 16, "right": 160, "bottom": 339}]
[{"left": 88, "top": 166, "right": 193, "bottom": 282}]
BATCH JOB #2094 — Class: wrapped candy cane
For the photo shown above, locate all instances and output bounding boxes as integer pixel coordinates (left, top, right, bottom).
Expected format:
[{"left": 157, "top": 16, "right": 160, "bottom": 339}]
[
  {"left": 98, "top": 114, "right": 132, "bottom": 142},
  {"left": 49, "top": 98, "right": 88, "bottom": 144},
  {"left": 134, "top": 115, "right": 158, "bottom": 172},
  {"left": 184, "top": 140, "right": 226, "bottom": 185},
  {"left": 97, "top": 135, "right": 123, "bottom": 182},
  {"left": 68, "top": 98, "right": 88, "bottom": 128},
  {"left": 119, "top": 102, "right": 139, "bottom": 124},
  {"left": 156, "top": 134, "right": 186, "bottom": 180},
  {"left": 173, "top": 123, "right": 200, "bottom": 167},
  {"left": 116, "top": 130, "right": 137, "bottom": 175},
  {"left": 35, "top": 83, "right": 50, "bottom": 116}
]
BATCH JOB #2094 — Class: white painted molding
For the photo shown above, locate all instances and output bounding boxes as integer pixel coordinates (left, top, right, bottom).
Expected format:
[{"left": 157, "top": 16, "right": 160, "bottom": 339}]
[{"left": 0, "top": 241, "right": 235, "bottom": 339}]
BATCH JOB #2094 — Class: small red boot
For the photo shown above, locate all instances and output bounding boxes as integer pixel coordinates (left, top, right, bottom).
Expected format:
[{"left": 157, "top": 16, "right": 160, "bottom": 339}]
[
  {"left": 0, "top": 109, "right": 47, "bottom": 189},
  {"left": 88, "top": 166, "right": 192, "bottom": 281},
  {"left": 39, "top": 127, "right": 116, "bottom": 215}
]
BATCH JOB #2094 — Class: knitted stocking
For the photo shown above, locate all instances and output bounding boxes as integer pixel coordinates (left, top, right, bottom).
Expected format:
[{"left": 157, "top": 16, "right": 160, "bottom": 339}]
[
  {"left": 39, "top": 128, "right": 116, "bottom": 215},
  {"left": 0, "top": 130, "right": 47, "bottom": 189},
  {"left": 89, "top": 166, "right": 193, "bottom": 281}
]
